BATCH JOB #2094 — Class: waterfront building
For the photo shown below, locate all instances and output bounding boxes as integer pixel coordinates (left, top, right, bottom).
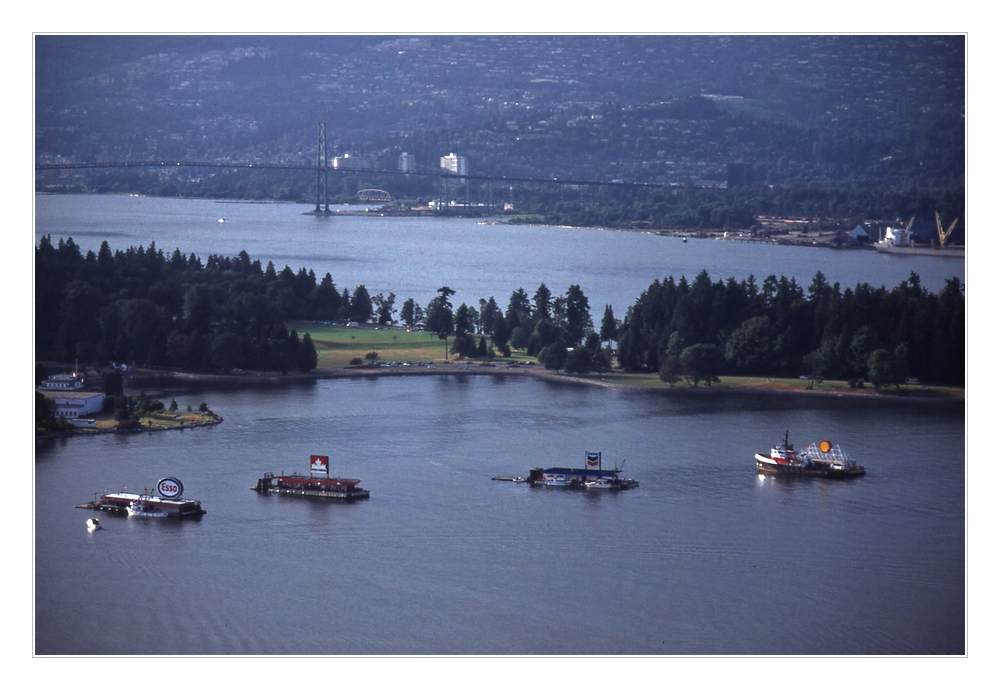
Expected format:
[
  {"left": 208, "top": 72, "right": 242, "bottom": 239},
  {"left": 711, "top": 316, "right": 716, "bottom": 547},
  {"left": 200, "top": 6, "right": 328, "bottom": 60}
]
[
  {"left": 39, "top": 390, "right": 105, "bottom": 418},
  {"left": 40, "top": 373, "right": 83, "bottom": 390}
]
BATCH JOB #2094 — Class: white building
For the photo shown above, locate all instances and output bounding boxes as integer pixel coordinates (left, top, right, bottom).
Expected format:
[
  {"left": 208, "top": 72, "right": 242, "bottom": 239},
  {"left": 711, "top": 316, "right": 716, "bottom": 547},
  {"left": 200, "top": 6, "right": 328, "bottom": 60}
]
[
  {"left": 332, "top": 154, "right": 372, "bottom": 170},
  {"left": 40, "top": 373, "right": 83, "bottom": 390},
  {"left": 398, "top": 152, "right": 417, "bottom": 173},
  {"left": 439, "top": 153, "right": 468, "bottom": 176},
  {"left": 39, "top": 390, "right": 106, "bottom": 418}
]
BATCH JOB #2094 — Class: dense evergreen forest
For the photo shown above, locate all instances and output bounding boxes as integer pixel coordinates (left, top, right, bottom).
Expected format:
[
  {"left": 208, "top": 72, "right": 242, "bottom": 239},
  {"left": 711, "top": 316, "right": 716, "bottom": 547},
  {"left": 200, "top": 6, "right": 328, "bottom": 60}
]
[
  {"left": 617, "top": 270, "right": 964, "bottom": 387},
  {"left": 35, "top": 236, "right": 964, "bottom": 388},
  {"left": 35, "top": 236, "right": 325, "bottom": 374}
]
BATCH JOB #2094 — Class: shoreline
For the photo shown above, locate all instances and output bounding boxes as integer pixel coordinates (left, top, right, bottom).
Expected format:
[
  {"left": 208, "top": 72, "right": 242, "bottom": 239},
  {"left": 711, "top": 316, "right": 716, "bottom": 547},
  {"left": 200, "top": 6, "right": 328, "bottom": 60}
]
[
  {"left": 35, "top": 414, "right": 223, "bottom": 442},
  {"left": 127, "top": 363, "right": 964, "bottom": 402},
  {"left": 36, "top": 193, "right": 873, "bottom": 250},
  {"left": 36, "top": 363, "right": 961, "bottom": 442}
]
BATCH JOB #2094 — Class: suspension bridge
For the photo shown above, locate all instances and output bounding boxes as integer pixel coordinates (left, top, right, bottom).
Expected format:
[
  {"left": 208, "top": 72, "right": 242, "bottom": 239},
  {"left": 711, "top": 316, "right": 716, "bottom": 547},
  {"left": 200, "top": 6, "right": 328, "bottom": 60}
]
[{"left": 35, "top": 122, "right": 673, "bottom": 214}]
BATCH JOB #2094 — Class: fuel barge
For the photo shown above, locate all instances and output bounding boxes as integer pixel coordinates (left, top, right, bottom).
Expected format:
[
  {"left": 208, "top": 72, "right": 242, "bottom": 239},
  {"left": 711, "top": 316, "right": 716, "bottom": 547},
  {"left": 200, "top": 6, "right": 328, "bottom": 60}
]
[
  {"left": 252, "top": 455, "right": 370, "bottom": 501},
  {"left": 76, "top": 477, "right": 206, "bottom": 518},
  {"left": 494, "top": 452, "right": 639, "bottom": 489}
]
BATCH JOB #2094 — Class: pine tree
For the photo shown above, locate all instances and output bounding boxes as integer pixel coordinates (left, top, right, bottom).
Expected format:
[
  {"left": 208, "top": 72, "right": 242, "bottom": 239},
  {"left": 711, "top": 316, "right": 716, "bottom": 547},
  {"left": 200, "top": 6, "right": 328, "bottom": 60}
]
[
  {"left": 298, "top": 333, "right": 318, "bottom": 372},
  {"left": 600, "top": 304, "right": 618, "bottom": 343}
]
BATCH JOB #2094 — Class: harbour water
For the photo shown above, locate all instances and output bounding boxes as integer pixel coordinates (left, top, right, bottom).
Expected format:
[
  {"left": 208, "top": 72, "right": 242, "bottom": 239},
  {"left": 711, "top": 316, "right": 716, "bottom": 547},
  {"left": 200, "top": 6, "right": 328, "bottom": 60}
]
[
  {"left": 34, "top": 194, "right": 965, "bottom": 319},
  {"left": 35, "top": 377, "right": 964, "bottom": 655},
  {"left": 33, "top": 194, "right": 966, "bottom": 656}
]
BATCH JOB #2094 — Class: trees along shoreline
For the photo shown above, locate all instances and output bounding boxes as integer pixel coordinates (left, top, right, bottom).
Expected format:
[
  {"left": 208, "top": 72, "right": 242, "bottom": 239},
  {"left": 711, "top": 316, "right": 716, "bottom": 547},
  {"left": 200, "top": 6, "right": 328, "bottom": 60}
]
[
  {"left": 36, "top": 236, "right": 964, "bottom": 389},
  {"left": 617, "top": 269, "right": 963, "bottom": 389}
]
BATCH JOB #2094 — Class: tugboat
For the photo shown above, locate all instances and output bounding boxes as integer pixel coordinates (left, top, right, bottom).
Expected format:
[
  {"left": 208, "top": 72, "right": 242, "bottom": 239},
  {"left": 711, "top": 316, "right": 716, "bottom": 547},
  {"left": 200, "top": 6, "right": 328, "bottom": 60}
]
[
  {"left": 755, "top": 431, "right": 866, "bottom": 478},
  {"left": 252, "top": 455, "right": 370, "bottom": 501},
  {"left": 77, "top": 477, "right": 207, "bottom": 518},
  {"left": 503, "top": 452, "right": 639, "bottom": 490}
]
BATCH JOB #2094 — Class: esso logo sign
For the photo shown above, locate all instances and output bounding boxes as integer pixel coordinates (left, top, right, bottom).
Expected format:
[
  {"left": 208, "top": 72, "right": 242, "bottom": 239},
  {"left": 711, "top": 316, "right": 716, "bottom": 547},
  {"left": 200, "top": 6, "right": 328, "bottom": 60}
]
[{"left": 157, "top": 477, "right": 184, "bottom": 499}]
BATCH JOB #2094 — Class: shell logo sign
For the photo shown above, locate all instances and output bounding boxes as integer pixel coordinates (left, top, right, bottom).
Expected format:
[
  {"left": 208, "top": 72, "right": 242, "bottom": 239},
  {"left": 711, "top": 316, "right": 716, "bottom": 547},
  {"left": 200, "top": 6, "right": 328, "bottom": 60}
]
[
  {"left": 818, "top": 440, "right": 833, "bottom": 454},
  {"left": 157, "top": 477, "right": 184, "bottom": 499}
]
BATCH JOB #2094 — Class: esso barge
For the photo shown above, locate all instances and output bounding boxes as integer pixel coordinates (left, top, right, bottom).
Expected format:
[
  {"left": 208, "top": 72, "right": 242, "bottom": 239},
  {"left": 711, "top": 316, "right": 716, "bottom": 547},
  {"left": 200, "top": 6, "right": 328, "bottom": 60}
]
[
  {"left": 252, "top": 455, "right": 370, "bottom": 501},
  {"left": 77, "top": 477, "right": 206, "bottom": 518},
  {"left": 755, "top": 432, "right": 866, "bottom": 478}
]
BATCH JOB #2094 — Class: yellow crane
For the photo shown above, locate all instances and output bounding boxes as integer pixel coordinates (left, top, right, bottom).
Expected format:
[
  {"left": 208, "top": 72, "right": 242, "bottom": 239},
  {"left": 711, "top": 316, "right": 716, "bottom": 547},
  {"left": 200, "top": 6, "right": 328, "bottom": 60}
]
[{"left": 935, "top": 212, "right": 959, "bottom": 248}]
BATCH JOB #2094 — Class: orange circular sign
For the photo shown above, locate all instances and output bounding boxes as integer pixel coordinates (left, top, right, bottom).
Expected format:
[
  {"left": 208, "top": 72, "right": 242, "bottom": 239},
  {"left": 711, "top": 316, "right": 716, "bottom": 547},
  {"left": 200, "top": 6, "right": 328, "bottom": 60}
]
[{"left": 818, "top": 440, "right": 832, "bottom": 453}]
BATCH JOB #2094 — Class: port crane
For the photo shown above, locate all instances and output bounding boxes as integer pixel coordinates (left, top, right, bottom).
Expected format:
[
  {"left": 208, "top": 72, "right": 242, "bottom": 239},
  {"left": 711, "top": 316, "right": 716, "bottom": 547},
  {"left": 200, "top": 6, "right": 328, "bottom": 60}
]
[{"left": 935, "top": 212, "right": 959, "bottom": 248}]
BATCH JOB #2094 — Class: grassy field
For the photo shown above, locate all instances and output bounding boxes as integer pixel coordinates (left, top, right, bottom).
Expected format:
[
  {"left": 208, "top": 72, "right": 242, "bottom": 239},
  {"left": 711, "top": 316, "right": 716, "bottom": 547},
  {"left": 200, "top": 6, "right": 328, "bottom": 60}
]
[
  {"left": 287, "top": 322, "right": 963, "bottom": 400},
  {"left": 288, "top": 322, "right": 524, "bottom": 368}
]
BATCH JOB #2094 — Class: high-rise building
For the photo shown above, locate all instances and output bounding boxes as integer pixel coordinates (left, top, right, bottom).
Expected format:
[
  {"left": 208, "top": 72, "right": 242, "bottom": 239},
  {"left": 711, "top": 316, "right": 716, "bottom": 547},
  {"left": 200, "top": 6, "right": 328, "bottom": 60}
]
[
  {"left": 399, "top": 152, "right": 417, "bottom": 173},
  {"left": 440, "top": 153, "right": 469, "bottom": 176},
  {"left": 333, "top": 153, "right": 372, "bottom": 170}
]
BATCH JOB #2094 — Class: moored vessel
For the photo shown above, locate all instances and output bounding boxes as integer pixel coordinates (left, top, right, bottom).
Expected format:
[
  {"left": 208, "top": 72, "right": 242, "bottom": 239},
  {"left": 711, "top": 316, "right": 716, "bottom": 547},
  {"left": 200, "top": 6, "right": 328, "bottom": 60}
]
[
  {"left": 126, "top": 495, "right": 170, "bottom": 518},
  {"left": 755, "top": 432, "right": 865, "bottom": 478},
  {"left": 873, "top": 241, "right": 964, "bottom": 258},
  {"left": 873, "top": 214, "right": 964, "bottom": 258},
  {"left": 252, "top": 455, "right": 370, "bottom": 501},
  {"left": 78, "top": 477, "right": 206, "bottom": 518},
  {"left": 500, "top": 452, "right": 639, "bottom": 490}
]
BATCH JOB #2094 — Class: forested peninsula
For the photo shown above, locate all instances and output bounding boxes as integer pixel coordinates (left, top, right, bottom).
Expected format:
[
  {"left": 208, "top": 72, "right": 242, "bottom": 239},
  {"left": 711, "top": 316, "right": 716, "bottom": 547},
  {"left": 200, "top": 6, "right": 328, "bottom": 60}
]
[{"left": 35, "top": 236, "right": 964, "bottom": 391}]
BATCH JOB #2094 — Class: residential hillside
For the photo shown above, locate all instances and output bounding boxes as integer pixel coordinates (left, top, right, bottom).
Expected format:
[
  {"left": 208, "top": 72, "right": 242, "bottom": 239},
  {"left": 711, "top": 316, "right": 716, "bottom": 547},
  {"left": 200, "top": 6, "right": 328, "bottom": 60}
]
[{"left": 35, "top": 35, "right": 965, "bottom": 230}]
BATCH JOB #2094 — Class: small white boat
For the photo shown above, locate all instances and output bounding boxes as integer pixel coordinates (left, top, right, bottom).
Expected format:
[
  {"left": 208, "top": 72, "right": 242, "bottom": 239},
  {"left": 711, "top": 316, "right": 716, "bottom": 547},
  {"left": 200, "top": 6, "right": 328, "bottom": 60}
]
[
  {"left": 86, "top": 518, "right": 101, "bottom": 531},
  {"left": 126, "top": 500, "right": 169, "bottom": 518},
  {"left": 584, "top": 478, "right": 617, "bottom": 489}
]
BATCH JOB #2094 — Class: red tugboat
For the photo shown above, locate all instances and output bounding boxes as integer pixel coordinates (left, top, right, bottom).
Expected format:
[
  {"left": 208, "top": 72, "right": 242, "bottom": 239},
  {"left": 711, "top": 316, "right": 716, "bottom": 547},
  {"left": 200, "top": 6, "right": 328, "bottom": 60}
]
[
  {"left": 755, "top": 431, "right": 866, "bottom": 478},
  {"left": 252, "top": 455, "right": 370, "bottom": 501}
]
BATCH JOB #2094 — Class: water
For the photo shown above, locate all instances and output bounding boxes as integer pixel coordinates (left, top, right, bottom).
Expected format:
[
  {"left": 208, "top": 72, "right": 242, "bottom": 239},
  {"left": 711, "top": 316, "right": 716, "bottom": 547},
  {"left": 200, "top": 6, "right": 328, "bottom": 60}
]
[
  {"left": 34, "top": 194, "right": 965, "bottom": 317},
  {"left": 35, "top": 377, "right": 964, "bottom": 655},
  {"left": 33, "top": 194, "right": 966, "bottom": 655}
]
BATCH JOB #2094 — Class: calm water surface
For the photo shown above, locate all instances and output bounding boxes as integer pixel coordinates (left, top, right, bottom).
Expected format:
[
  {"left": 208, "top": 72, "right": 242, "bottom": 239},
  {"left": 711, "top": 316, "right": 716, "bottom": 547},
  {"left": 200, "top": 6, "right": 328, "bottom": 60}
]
[
  {"left": 35, "top": 377, "right": 964, "bottom": 655},
  {"left": 34, "top": 194, "right": 965, "bottom": 317},
  {"left": 33, "top": 194, "right": 965, "bottom": 655}
]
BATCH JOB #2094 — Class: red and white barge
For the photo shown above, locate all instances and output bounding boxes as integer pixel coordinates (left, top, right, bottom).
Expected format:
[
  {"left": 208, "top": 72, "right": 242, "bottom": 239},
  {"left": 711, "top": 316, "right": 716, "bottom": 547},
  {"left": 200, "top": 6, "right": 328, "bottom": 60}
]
[
  {"left": 78, "top": 477, "right": 206, "bottom": 518},
  {"left": 252, "top": 455, "right": 370, "bottom": 501}
]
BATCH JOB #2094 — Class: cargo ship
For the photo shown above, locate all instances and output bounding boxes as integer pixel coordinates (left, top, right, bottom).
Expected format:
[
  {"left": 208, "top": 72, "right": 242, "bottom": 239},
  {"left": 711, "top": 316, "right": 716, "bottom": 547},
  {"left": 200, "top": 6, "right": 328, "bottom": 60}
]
[
  {"left": 873, "top": 214, "right": 964, "bottom": 258},
  {"left": 77, "top": 477, "right": 206, "bottom": 518},
  {"left": 494, "top": 452, "right": 639, "bottom": 490},
  {"left": 755, "top": 432, "right": 865, "bottom": 478},
  {"left": 252, "top": 455, "right": 370, "bottom": 501}
]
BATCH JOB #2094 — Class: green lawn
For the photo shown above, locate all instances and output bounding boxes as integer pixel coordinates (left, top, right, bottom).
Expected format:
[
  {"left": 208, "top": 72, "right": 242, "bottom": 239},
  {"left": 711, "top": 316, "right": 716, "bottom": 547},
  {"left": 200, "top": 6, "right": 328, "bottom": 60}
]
[
  {"left": 286, "top": 323, "right": 964, "bottom": 400},
  {"left": 288, "top": 322, "right": 520, "bottom": 368}
]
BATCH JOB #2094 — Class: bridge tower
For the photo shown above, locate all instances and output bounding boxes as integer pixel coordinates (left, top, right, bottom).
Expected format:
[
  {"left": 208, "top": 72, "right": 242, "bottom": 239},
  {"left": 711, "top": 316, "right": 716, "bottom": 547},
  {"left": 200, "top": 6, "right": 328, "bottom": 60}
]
[{"left": 314, "top": 123, "right": 332, "bottom": 215}]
